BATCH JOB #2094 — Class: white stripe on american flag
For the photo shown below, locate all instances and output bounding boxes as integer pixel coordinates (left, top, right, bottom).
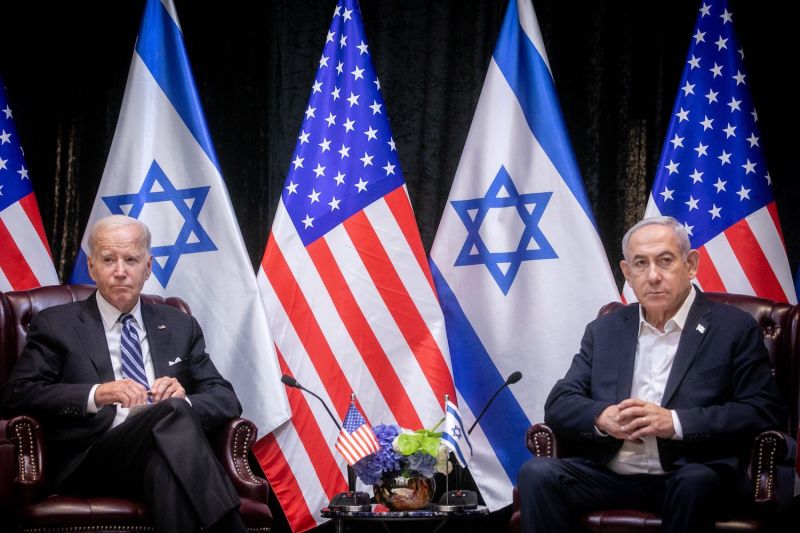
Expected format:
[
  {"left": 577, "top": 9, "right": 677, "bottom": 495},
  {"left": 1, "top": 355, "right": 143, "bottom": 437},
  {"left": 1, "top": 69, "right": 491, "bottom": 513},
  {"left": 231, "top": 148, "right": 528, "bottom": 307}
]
[
  {"left": 363, "top": 193, "right": 452, "bottom": 364},
  {"left": 0, "top": 265, "right": 11, "bottom": 289},
  {"left": 1, "top": 202, "right": 56, "bottom": 288},
  {"left": 321, "top": 218, "right": 435, "bottom": 425},
  {"left": 703, "top": 231, "right": 755, "bottom": 295},
  {"left": 747, "top": 207, "right": 796, "bottom": 300}
]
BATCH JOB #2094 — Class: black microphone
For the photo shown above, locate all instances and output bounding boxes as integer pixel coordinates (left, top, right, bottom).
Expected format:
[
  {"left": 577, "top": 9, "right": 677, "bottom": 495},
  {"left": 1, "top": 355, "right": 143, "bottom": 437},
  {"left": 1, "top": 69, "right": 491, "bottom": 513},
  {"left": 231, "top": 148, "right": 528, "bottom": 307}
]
[
  {"left": 467, "top": 371, "right": 522, "bottom": 435},
  {"left": 281, "top": 374, "right": 340, "bottom": 430},
  {"left": 279, "top": 374, "right": 370, "bottom": 511}
]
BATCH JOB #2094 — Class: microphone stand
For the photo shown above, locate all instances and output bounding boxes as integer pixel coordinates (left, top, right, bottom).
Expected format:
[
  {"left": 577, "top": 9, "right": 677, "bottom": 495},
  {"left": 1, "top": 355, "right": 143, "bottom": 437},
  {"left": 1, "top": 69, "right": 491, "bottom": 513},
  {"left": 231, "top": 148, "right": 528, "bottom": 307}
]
[
  {"left": 280, "top": 375, "right": 371, "bottom": 511},
  {"left": 433, "top": 372, "right": 522, "bottom": 512}
]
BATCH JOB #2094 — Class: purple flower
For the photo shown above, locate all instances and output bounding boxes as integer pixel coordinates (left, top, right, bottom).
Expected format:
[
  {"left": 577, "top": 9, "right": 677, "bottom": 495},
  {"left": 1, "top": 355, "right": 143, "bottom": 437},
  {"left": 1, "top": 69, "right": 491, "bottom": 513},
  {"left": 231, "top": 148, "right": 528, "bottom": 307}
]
[
  {"left": 353, "top": 424, "right": 403, "bottom": 485},
  {"left": 406, "top": 452, "right": 437, "bottom": 478}
]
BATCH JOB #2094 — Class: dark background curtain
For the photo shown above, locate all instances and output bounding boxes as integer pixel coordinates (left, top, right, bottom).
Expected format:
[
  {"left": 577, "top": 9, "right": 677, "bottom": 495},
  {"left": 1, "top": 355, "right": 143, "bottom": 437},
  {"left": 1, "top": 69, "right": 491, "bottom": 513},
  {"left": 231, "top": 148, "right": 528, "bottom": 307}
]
[{"left": 2, "top": 0, "right": 797, "bottom": 288}]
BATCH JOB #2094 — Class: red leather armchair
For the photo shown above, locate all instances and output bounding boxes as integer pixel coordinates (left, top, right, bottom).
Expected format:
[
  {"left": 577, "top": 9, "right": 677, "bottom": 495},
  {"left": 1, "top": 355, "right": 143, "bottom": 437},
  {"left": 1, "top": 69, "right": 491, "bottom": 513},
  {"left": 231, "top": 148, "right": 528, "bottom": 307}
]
[
  {"left": 0, "top": 285, "right": 273, "bottom": 532},
  {"left": 509, "top": 292, "right": 799, "bottom": 531}
]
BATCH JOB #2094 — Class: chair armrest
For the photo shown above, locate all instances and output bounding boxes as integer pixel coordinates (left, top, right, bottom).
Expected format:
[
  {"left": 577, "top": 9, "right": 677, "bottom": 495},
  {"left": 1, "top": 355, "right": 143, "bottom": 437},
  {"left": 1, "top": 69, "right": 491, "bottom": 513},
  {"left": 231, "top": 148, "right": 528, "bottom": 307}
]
[
  {"left": 2, "top": 415, "right": 47, "bottom": 508},
  {"left": 213, "top": 417, "right": 269, "bottom": 505},
  {"left": 525, "top": 423, "right": 558, "bottom": 458},
  {"left": 749, "top": 430, "right": 791, "bottom": 504}
]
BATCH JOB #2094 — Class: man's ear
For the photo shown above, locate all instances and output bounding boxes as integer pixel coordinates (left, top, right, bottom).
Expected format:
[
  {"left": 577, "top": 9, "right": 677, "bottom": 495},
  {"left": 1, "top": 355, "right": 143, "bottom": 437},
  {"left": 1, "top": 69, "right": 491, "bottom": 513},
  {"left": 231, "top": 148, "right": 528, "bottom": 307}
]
[
  {"left": 686, "top": 249, "right": 700, "bottom": 279},
  {"left": 87, "top": 256, "right": 97, "bottom": 282},
  {"left": 620, "top": 259, "right": 631, "bottom": 282}
]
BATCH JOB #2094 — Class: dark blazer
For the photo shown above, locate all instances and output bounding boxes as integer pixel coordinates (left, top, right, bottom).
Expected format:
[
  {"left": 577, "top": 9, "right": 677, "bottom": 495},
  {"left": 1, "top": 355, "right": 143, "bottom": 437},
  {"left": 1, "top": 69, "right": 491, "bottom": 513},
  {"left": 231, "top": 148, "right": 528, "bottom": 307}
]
[
  {"left": 0, "top": 292, "right": 242, "bottom": 485},
  {"left": 544, "top": 290, "right": 785, "bottom": 481}
]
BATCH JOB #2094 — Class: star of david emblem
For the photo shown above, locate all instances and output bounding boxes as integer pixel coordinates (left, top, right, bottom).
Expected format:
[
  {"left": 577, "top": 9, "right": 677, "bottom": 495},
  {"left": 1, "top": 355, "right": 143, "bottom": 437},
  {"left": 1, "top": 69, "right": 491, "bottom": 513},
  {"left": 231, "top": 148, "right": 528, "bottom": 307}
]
[
  {"left": 451, "top": 166, "right": 557, "bottom": 294},
  {"left": 102, "top": 160, "right": 217, "bottom": 287},
  {"left": 452, "top": 426, "right": 462, "bottom": 439}
]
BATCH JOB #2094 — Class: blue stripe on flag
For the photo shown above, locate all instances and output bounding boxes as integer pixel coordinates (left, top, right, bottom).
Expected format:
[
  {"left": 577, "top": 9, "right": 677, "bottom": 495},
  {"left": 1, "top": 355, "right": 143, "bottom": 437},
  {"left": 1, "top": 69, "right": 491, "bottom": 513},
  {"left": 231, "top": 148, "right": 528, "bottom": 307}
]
[
  {"left": 442, "top": 433, "right": 468, "bottom": 467},
  {"left": 69, "top": 249, "right": 94, "bottom": 285},
  {"left": 493, "top": 1, "right": 594, "bottom": 227},
  {"left": 135, "top": 0, "right": 220, "bottom": 170},
  {"left": 431, "top": 259, "right": 531, "bottom": 482}
]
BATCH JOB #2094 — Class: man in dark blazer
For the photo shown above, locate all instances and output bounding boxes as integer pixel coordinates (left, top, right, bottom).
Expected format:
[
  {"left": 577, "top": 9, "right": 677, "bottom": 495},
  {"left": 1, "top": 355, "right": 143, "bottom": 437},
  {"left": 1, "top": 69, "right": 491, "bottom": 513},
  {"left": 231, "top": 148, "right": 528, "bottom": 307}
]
[
  {"left": 517, "top": 216, "right": 785, "bottom": 532},
  {"left": 1, "top": 215, "right": 247, "bottom": 532}
]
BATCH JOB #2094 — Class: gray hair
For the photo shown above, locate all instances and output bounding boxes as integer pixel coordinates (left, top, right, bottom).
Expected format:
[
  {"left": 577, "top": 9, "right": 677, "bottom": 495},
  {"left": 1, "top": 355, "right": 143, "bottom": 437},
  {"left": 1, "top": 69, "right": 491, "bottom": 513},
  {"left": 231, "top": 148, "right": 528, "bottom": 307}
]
[
  {"left": 88, "top": 215, "right": 152, "bottom": 256},
  {"left": 621, "top": 216, "right": 691, "bottom": 262}
]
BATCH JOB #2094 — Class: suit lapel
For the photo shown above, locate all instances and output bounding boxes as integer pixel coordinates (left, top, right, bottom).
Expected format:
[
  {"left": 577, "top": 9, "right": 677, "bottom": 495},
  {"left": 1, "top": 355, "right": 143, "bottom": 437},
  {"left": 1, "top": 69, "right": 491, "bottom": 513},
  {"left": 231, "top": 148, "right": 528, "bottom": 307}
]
[
  {"left": 616, "top": 304, "right": 640, "bottom": 401},
  {"left": 662, "top": 293, "right": 711, "bottom": 406},
  {"left": 143, "top": 303, "right": 171, "bottom": 377},
  {"left": 75, "top": 293, "right": 115, "bottom": 382}
]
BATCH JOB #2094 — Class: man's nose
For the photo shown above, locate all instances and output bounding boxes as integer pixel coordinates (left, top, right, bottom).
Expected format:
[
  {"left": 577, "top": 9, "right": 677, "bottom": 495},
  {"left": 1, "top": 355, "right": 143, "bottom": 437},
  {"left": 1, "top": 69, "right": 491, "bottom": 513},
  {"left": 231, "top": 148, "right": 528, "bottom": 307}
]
[
  {"left": 113, "top": 261, "right": 127, "bottom": 276},
  {"left": 645, "top": 263, "right": 661, "bottom": 282}
]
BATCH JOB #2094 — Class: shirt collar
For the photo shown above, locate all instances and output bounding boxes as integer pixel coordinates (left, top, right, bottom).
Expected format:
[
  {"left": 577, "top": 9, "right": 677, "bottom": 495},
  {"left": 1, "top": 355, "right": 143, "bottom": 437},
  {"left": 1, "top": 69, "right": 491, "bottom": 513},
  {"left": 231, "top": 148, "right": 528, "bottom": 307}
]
[
  {"left": 95, "top": 291, "right": 144, "bottom": 332},
  {"left": 638, "top": 285, "right": 696, "bottom": 333}
]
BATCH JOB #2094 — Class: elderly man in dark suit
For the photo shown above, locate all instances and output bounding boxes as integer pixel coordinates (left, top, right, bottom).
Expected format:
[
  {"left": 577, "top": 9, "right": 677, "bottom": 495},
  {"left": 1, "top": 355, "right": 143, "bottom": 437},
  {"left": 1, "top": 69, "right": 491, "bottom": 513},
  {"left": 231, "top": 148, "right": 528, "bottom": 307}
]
[
  {"left": 517, "top": 216, "right": 785, "bottom": 532},
  {"left": 1, "top": 215, "right": 247, "bottom": 532}
]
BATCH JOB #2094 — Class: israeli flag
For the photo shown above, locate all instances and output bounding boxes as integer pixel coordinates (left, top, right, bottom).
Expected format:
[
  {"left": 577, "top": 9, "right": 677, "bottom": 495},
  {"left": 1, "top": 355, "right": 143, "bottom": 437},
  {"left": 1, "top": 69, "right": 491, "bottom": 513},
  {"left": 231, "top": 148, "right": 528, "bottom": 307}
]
[
  {"left": 69, "top": 0, "right": 289, "bottom": 436},
  {"left": 430, "top": 0, "right": 618, "bottom": 510},
  {"left": 442, "top": 398, "right": 472, "bottom": 468}
]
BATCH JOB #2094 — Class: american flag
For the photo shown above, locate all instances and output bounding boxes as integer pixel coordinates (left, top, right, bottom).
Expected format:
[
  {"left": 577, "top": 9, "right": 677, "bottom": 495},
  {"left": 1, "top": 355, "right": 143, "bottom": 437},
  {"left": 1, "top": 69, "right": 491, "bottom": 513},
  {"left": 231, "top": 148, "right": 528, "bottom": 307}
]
[
  {"left": 0, "top": 80, "right": 58, "bottom": 291},
  {"left": 254, "top": 1, "right": 455, "bottom": 530},
  {"left": 636, "top": 0, "right": 796, "bottom": 304},
  {"left": 335, "top": 403, "right": 380, "bottom": 466}
]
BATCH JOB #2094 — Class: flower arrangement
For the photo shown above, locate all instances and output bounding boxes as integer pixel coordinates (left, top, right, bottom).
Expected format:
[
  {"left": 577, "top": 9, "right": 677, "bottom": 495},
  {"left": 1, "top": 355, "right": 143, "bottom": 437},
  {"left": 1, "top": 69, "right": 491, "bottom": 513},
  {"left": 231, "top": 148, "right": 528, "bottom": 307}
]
[{"left": 353, "top": 423, "right": 451, "bottom": 486}]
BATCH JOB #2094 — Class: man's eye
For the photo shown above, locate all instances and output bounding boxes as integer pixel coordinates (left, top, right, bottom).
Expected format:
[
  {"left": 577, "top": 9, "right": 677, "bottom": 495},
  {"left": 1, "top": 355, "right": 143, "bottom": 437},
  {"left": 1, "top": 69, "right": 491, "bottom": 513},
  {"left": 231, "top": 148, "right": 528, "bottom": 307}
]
[{"left": 659, "top": 258, "right": 674, "bottom": 268}]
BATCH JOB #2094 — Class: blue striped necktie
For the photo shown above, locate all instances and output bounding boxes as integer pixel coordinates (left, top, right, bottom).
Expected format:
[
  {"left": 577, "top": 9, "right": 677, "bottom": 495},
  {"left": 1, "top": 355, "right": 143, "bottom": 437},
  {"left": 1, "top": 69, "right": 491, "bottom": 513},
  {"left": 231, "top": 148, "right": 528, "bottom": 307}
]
[{"left": 119, "top": 314, "right": 150, "bottom": 397}]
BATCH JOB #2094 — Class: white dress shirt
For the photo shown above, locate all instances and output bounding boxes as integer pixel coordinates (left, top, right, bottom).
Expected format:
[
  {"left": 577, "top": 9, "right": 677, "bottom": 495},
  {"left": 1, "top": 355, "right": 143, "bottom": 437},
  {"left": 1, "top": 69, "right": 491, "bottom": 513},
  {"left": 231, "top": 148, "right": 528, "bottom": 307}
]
[
  {"left": 87, "top": 293, "right": 154, "bottom": 428},
  {"left": 606, "top": 286, "right": 695, "bottom": 475}
]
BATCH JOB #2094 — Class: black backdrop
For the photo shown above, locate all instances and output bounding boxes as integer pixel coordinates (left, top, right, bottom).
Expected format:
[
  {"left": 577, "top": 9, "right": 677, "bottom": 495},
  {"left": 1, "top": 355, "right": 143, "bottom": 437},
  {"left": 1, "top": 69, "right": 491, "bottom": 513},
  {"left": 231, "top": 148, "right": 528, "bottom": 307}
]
[{"left": 2, "top": 0, "right": 798, "bottom": 288}]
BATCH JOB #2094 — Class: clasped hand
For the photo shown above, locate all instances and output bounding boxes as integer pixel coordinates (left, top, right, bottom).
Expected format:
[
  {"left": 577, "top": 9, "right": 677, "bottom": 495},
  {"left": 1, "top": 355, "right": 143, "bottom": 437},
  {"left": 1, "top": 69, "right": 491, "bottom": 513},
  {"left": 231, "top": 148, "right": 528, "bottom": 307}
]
[
  {"left": 595, "top": 399, "right": 675, "bottom": 443},
  {"left": 95, "top": 377, "right": 185, "bottom": 407}
]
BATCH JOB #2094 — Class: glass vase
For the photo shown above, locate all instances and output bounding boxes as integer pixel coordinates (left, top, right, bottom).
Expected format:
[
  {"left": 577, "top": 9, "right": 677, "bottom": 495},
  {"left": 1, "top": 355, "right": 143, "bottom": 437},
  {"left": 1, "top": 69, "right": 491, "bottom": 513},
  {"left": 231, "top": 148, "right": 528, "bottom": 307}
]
[{"left": 373, "top": 474, "right": 435, "bottom": 511}]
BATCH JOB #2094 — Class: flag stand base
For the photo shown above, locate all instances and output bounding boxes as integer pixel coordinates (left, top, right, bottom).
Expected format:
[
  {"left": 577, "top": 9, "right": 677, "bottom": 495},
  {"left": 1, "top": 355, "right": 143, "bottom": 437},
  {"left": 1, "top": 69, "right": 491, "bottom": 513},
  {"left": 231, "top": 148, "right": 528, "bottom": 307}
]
[
  {"left": 328, "top": 491, "right": 371, "bottom": 511},
  {"left": 430, "top": 489, "right": 478, "bottom": 511}
]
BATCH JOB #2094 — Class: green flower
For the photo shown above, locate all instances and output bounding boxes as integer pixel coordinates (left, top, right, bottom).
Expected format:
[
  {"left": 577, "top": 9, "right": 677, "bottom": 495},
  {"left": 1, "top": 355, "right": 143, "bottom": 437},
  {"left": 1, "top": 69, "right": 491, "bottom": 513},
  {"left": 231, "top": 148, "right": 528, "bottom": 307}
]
[{"left": 395, "top": 428, "right": 442, "bottom": 458}]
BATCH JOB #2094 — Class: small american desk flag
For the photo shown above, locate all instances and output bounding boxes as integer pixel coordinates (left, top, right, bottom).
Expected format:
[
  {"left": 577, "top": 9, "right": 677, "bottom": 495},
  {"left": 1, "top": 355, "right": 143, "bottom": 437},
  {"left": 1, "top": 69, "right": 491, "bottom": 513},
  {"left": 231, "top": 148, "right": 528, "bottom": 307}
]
[
  {"left": 632, "top": 0, "right": 796, "bottom": 304},
  {"left": 335, "top": 403, "right": 380, "bottom": 466}
]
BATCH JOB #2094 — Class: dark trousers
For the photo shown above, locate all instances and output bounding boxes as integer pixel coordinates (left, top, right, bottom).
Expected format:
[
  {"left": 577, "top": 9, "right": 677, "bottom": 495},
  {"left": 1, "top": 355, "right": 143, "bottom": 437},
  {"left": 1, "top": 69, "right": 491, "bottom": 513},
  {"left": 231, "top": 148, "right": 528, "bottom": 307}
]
[
  {"left": 63, "top": 398, "right": 241, "bottom": 532},
  {"left": 517, "top": 456, "right": 741, "bottom": 533}
]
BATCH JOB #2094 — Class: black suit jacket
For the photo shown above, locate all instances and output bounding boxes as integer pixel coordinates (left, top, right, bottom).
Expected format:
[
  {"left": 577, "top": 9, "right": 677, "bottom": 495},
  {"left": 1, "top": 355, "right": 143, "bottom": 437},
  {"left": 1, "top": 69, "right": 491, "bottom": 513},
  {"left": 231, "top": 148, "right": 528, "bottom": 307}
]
[
  {"left": 0, "top": 292, "right": 242, "bottom": 485},
  {"left": 544, "top": 291, "right": 785, "bottom": 481}
]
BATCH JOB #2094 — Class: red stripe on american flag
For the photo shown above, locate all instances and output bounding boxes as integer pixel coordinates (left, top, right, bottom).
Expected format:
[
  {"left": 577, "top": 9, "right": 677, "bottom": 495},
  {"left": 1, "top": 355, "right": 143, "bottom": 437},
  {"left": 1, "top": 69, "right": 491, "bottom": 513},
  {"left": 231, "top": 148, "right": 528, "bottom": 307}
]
[
  {"left": 724, "top": 219, "right": 787, "bottom": 302},
  {"left": 383, "top": 187, "right": 436, "bottom": 295},
  {"left": 262, "top": 234, "right": 354, "bottom": 418},
  {"left": 276, "top": 349, "right": 348, "bottom": 498},
  {"left": 343, "top": 211, "right": 456, "bottom": 408},
  {"left": 695, "top": 245, "right": 726, "bottom": 292},
  {"left": 766, "top": 202, "right": 785, "bottom": 246},
  {"left": 0, "top": 217, "right": 39, "bottom": 290},
  {"left": 306, "top": 237, "right": 422, "bottom": 429},
  {"left": 252, "top": 433, "right": 318, "bottom": 533},
  {"left": 19, "top": 192, "right": 53, "bottom": 257}
]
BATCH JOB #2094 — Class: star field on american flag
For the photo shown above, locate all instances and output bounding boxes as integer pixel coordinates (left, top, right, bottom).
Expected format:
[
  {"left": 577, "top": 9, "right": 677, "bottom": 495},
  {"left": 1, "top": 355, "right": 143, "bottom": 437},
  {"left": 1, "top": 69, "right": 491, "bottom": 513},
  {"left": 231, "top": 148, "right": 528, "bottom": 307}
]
[
  {"left": 652, "top": 1, "right": 772, "bottom": 248},
  {"left": 0, "top": 94, "right": 33, "bottom": 213},
  {"left": 282, "top": 2, "right": 404, "bottom": 245}
]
